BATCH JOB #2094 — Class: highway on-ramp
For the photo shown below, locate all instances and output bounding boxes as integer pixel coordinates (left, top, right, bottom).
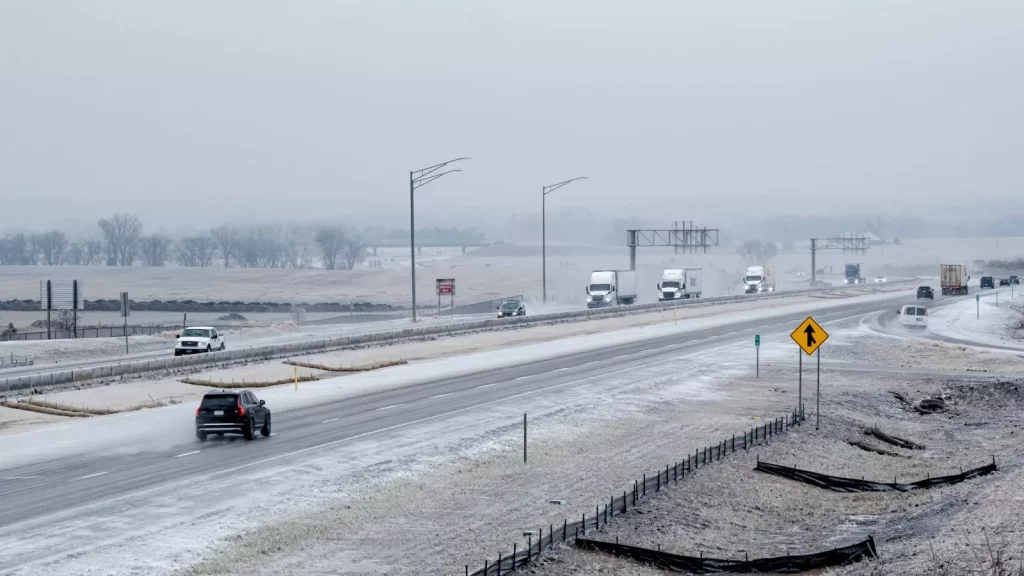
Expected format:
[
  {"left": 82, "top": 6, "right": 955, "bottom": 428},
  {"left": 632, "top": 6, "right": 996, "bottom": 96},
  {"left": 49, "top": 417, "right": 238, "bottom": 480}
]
[{"left": 0, "top": 289, "right": 955, "bottom": 572}]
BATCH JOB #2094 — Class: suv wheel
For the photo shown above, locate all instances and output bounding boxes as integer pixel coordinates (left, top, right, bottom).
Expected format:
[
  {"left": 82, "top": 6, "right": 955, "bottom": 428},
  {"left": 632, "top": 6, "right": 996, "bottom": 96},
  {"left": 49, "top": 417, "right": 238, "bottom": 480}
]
[
  {"left": 196, "top": 431, "right": 207, "bottom": 442},
  {"left": 243, "top": 419, "right": 255, "bottom": 441},
  {"left": 206, "top": 345, "right": 212, "bottom": 353},
  {"left": 261, "top": 413, "right": 272, "bottom": 437}
]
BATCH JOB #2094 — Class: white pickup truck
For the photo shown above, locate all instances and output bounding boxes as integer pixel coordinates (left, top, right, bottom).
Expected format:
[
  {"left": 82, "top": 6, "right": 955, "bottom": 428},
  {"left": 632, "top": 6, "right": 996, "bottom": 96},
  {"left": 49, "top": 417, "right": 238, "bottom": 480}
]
[{"left": 174, "top": 326, "right": 226, "bottom": 356}]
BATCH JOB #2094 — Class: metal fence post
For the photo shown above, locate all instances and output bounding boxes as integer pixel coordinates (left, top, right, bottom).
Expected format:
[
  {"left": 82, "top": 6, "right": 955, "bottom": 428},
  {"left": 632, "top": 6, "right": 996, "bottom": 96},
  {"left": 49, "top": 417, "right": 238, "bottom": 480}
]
[{"left": 643, "top": 474, "right": 646, "bottom": 495}]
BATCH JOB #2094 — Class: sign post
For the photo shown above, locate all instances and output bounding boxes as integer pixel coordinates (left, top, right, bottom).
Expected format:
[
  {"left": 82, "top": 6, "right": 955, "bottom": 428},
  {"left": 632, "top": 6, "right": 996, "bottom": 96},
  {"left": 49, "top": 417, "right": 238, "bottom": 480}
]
[
  {"left": 120, "top": 291, "right": 130, "bottom": 354},
  {"left": 436, "top": 278, "right": 455, "bottom": 317},
  {"left": 754, "top": 334, "right": 760, "bottom": 377},
  {"left": 790, "top": 316, "right": 829, "bottom": 428},
  {"left": 976, "top": 294, "right": 980, "bottom": 319}
]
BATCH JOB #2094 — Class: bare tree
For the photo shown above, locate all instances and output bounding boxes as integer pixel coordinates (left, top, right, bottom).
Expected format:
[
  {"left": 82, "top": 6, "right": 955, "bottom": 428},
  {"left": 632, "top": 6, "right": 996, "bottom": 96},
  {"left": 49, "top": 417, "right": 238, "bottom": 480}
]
[
  {"left": 139, "top": 235, "right": 172, "bottom": 266},
  {"left": 64, "top": 242, "right": 85, "bottom": 265},
  {"left": 314, "top": 227, "right": 346, "bottom": 270},
  {"left": 98, "top": 213, "right": 143, "bottom": 266},
  {"left": 35, "top": 230, "right": 68, "bottom": 265},
  {"left": 341, "top": 233, "right": 366, "bottom": 270},
  {"left": 83, "top": 239, "right": 104, "bottom": 265},
  {"left": 211, "top": 225, "right": 237, "bottom": 268},
  {"left": 176, "top": 236, "right": 216, "bottom": 267},
  {"left": 736, "top": 239, "right": 779, "bottom": 264},
  {"left": 52, "top": 309, "right": 81, "bottom": 334}
]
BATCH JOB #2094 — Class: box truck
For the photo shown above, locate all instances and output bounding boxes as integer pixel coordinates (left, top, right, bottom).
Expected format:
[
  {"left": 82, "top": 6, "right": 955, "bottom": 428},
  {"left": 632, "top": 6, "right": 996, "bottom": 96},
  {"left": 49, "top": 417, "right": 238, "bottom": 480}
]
[{"left": 658, "top": 268, "right": 703, "bottom": 300}]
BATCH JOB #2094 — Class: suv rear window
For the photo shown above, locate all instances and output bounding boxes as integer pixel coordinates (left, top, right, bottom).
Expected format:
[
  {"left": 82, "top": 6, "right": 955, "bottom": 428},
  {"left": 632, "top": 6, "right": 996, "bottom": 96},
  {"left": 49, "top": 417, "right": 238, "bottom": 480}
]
[{"left": 201, "top": 394, "right": 238, "bottom": 409}]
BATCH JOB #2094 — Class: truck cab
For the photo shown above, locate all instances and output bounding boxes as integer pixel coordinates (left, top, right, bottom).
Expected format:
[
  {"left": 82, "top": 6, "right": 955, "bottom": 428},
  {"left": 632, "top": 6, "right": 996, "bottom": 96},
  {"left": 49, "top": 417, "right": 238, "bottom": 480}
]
[
  {"left": 844, "top": 263, "right": 864, "bottom": 284},
  {"left": 587, "top": 270, "right": 636, "bottom": 308},
  {"left": 658, "top": 268, "right": 702, "bottom": 301}
]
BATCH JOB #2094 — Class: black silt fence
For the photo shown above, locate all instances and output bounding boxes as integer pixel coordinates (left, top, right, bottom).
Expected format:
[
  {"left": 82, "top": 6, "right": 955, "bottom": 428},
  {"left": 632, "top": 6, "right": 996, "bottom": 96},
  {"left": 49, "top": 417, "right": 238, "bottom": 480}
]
[
  {"left": 574, "top": 535, "right": 878, "bottom": 573},
  {"left": 465, "top": 410, "right": 803, "bottom": 576},
  {"left": 755, "top": 459, "right": 998, "bottom": 492}
]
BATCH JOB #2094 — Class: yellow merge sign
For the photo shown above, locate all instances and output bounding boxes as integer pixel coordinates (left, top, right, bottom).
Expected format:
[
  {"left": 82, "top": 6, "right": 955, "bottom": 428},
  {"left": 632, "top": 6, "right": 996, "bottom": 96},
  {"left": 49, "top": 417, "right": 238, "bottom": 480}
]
[{"left": 790, "top": 316, "right": 828, "bottom": 355}]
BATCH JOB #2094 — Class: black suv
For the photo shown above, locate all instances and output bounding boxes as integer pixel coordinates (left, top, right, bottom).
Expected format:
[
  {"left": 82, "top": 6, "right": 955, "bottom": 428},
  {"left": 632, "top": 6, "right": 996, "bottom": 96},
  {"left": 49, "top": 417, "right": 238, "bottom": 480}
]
[
  {"left": 916, "top": 286, "right": 934, "bottom": 300},
  {"left": 981, "top": 276, "right": 995, "bottom": 289},
  {"left": 1000, "top": 277, "right": 1011, "bottom": 286},
  {"left": 195, "top": 390, "right": 271, "bottom": 441},
  {"left": 1011, "top": 276, "right": 1020, "bottom": 285}
]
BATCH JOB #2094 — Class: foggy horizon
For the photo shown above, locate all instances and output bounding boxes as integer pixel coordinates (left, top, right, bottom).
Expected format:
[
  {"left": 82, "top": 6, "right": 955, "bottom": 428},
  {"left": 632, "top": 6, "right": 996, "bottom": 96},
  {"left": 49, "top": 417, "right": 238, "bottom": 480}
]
[{"left": 2, "top": 1, "right": 1021, "bottom": 233}]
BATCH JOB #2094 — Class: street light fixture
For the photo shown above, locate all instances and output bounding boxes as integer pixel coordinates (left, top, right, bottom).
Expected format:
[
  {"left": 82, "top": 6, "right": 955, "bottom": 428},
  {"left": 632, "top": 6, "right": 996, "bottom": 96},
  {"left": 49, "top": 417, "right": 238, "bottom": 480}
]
[
  {"left": 410, "top": 157, "right": 469, "bottom": 322},
  {"left": 542, "top": 177, "right": 587, "bottom": 304}
]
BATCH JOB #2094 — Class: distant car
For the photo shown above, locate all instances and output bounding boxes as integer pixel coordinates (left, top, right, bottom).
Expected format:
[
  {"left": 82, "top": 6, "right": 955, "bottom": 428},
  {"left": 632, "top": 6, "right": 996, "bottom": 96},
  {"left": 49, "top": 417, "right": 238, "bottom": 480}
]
[
  {"left": 1010, "top": 276, "right": 1020, "bottom": 285},
  {"left": 916, "top": 286, "right": 934, "bottom": 299},
  {"left": 898, "top": 305, "right": 929, "bottom": 329},
  {"left": 874, "top": 276, "right": 886, "bottom": 283},
  {"left": 195, "top": 389, "right": 271, "bottom": 441},
  {"left": 1000, "top": 278, "right": 1011, "bottom": 286},
  {"left": 980, "top": 276, "right": 995, "bottom": 289},
  {"left": 497, "top": 300, "right": 526, "bottom": 318},
  {"left": 175, "top": 326, "right": 225, "bottom": 356}
]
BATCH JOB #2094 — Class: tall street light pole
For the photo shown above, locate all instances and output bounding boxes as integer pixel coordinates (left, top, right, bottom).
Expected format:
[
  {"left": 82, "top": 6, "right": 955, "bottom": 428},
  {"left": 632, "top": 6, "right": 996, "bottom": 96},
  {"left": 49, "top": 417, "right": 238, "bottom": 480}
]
[
  {"left": 410, "top": 157, "right": 469, "bottom": 322},
  {"left": 542, "top": 177, "right": 587, "bottom": 304}
]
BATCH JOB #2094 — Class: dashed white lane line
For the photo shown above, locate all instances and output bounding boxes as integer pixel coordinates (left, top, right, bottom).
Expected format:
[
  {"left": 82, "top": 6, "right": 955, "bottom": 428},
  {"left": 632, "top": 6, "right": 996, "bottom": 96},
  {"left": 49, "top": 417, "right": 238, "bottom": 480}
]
[
  {"left": 73, "top": 471, "right": 108, "bottom": 481},
  {"left": 0, "top": 476, "right": 40, "bottom": 480},
  {"left": 322, "top": 418, "right": 339, "bottom": 424},
  {"left": 430, "top": 393, "right": 452, "bottom": 399},
  {"left": 582, "top": 360, "right": 600, "bottom": 365},
  {"left": 375, "top": 404, "right": 403, "bottom": 411},
  {"left": 554, "top": 367, "right": 570, "bottom": 372},
  {"left": 477, "top": 383, "right": 498, "bottom": 388},
  {"left": 174, "top": 450, "right": 201, "bottom": 458}
]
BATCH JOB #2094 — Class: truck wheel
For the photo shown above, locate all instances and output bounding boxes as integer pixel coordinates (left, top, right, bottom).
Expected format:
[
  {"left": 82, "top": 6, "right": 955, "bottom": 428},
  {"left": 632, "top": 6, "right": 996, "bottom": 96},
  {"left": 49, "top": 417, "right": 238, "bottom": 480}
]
[{"left": 206, "top": 345, "right": 212, "bottom": 353}]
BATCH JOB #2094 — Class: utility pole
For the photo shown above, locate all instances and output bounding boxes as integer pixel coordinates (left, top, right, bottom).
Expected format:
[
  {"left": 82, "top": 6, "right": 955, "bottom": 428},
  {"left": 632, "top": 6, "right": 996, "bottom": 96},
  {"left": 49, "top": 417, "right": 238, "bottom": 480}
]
[
  {"left": 409, "top": 158, "right": 469, "bottom": 322},
  {"left": 542, "top": 177, "right": 587, "bottom": 303}
]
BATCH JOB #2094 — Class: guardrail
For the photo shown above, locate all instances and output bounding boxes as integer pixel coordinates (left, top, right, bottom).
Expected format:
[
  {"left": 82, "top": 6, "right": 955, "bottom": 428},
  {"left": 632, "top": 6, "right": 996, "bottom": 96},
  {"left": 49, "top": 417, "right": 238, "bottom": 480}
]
[{"left": 0, "top": 282, "right": 914, "bottom": 394}]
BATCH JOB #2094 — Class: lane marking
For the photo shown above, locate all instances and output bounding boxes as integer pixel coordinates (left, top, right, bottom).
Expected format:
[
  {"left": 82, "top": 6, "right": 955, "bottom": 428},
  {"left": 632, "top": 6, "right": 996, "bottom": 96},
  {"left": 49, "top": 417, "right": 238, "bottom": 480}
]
[
  {"left": 0, "top": 476, "right": 40, "bottom": 480},
  {"left": 514, "top": 376, "right": 529, "bottom": 381},
  {"left": 174, "top": 451, "right": 201, "bottom": 458},
  {"left": 375, "top": 404, "right": 403, "bottom": 411},
  {"left": 429, "top": 393, "right": 452, "bottom": 399},
  {"left": 322, "top": 418, "right": 339, "bottom": 423},
  {"left": 554, "top": 367, "right": 570, "bottom": 372},
  {"left": 582, "top": 361, "right": 600, "bottom": 365},
  {"left": 476, "top": 383, "right": 497, "bottom": 388},
  {"left": 72, "top": 471, "right": 108, "bottom": 481}
]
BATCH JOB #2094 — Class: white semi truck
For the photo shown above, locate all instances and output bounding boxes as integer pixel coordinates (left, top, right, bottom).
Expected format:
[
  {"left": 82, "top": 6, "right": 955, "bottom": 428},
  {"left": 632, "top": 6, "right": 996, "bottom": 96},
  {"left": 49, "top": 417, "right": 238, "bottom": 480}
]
[
  {"left": 587, "top": 270, "right": 637, "bottom": 308},
  {"left": 658, "top": 268, "right": 703, "bottom": 301},
  {"left": 743, "top": 265, "right": 776, "bottom": 294}
]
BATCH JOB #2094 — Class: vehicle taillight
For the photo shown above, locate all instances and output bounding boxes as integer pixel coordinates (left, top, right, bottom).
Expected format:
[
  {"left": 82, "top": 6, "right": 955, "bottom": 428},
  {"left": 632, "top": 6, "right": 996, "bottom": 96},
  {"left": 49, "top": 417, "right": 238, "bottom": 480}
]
[
  {"left": 237, "top": 397, "right": 246, "bottom": 417},
  {"left": 195, "top": 406, "right": 200, "bottom": 417}
]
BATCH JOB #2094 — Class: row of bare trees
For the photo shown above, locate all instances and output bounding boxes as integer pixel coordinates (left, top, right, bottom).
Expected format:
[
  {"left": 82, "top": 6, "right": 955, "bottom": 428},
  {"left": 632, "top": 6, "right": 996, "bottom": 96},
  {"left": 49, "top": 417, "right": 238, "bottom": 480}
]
[
  {"left": 736, "top": 239, "right": 780, "bottom": 264},
  {"left": 0, "top": 214, "right": 369, "bottom": 269}
]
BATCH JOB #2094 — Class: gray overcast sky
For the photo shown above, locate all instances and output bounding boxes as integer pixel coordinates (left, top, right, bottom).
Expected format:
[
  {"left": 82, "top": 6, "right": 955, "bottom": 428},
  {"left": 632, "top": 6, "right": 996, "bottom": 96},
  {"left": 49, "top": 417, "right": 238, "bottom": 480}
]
[{"left": 1, "top": 1, "right": 1021, "bottom": 232}]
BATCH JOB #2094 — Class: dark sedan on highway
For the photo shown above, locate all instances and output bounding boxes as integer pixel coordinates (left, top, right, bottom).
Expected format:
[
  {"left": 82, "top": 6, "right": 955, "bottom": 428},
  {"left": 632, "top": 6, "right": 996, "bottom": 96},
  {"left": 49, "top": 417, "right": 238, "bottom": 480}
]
[{"left": 916, "top": 286, "right": 934, "bottom": 300}]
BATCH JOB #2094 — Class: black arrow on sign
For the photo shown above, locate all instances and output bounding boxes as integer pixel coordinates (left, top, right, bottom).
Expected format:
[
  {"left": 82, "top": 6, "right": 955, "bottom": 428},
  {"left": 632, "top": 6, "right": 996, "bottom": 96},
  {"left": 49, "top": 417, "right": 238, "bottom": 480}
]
[{"left": 804, "top": 324, "right": 817, "bottom": 348}]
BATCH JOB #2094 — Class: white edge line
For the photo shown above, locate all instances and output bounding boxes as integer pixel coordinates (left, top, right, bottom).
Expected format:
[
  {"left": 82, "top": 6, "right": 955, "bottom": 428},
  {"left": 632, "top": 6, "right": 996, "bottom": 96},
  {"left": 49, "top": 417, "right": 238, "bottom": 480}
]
[
  {"left": 322, "top": 418, "right": 339, "bottom": 423},
  {"left": 174, "top": 450, "right": 201, "bottom": 458},
  {"left": 429, "top": 393, "right": 452, "bottom": 399},
  {"left": 72, "top": 471, "right": 108, "bottom": 481}
]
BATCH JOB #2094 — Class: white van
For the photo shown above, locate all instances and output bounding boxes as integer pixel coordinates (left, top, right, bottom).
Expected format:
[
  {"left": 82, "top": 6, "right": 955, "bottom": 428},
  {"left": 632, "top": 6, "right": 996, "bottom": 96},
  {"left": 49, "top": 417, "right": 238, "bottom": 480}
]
[{"left": 898, "top": 305, "right": 928, "bottom": 329}]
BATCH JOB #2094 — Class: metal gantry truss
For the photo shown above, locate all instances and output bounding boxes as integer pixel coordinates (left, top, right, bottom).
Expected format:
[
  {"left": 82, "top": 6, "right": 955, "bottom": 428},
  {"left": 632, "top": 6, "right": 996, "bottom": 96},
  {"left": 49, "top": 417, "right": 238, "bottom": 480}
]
[
  {"left": 809, "top": 233, "right": 870, "bottom": 285},
  {"left": 626, "top": 227, "right": 720, "bottom": 270}
]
